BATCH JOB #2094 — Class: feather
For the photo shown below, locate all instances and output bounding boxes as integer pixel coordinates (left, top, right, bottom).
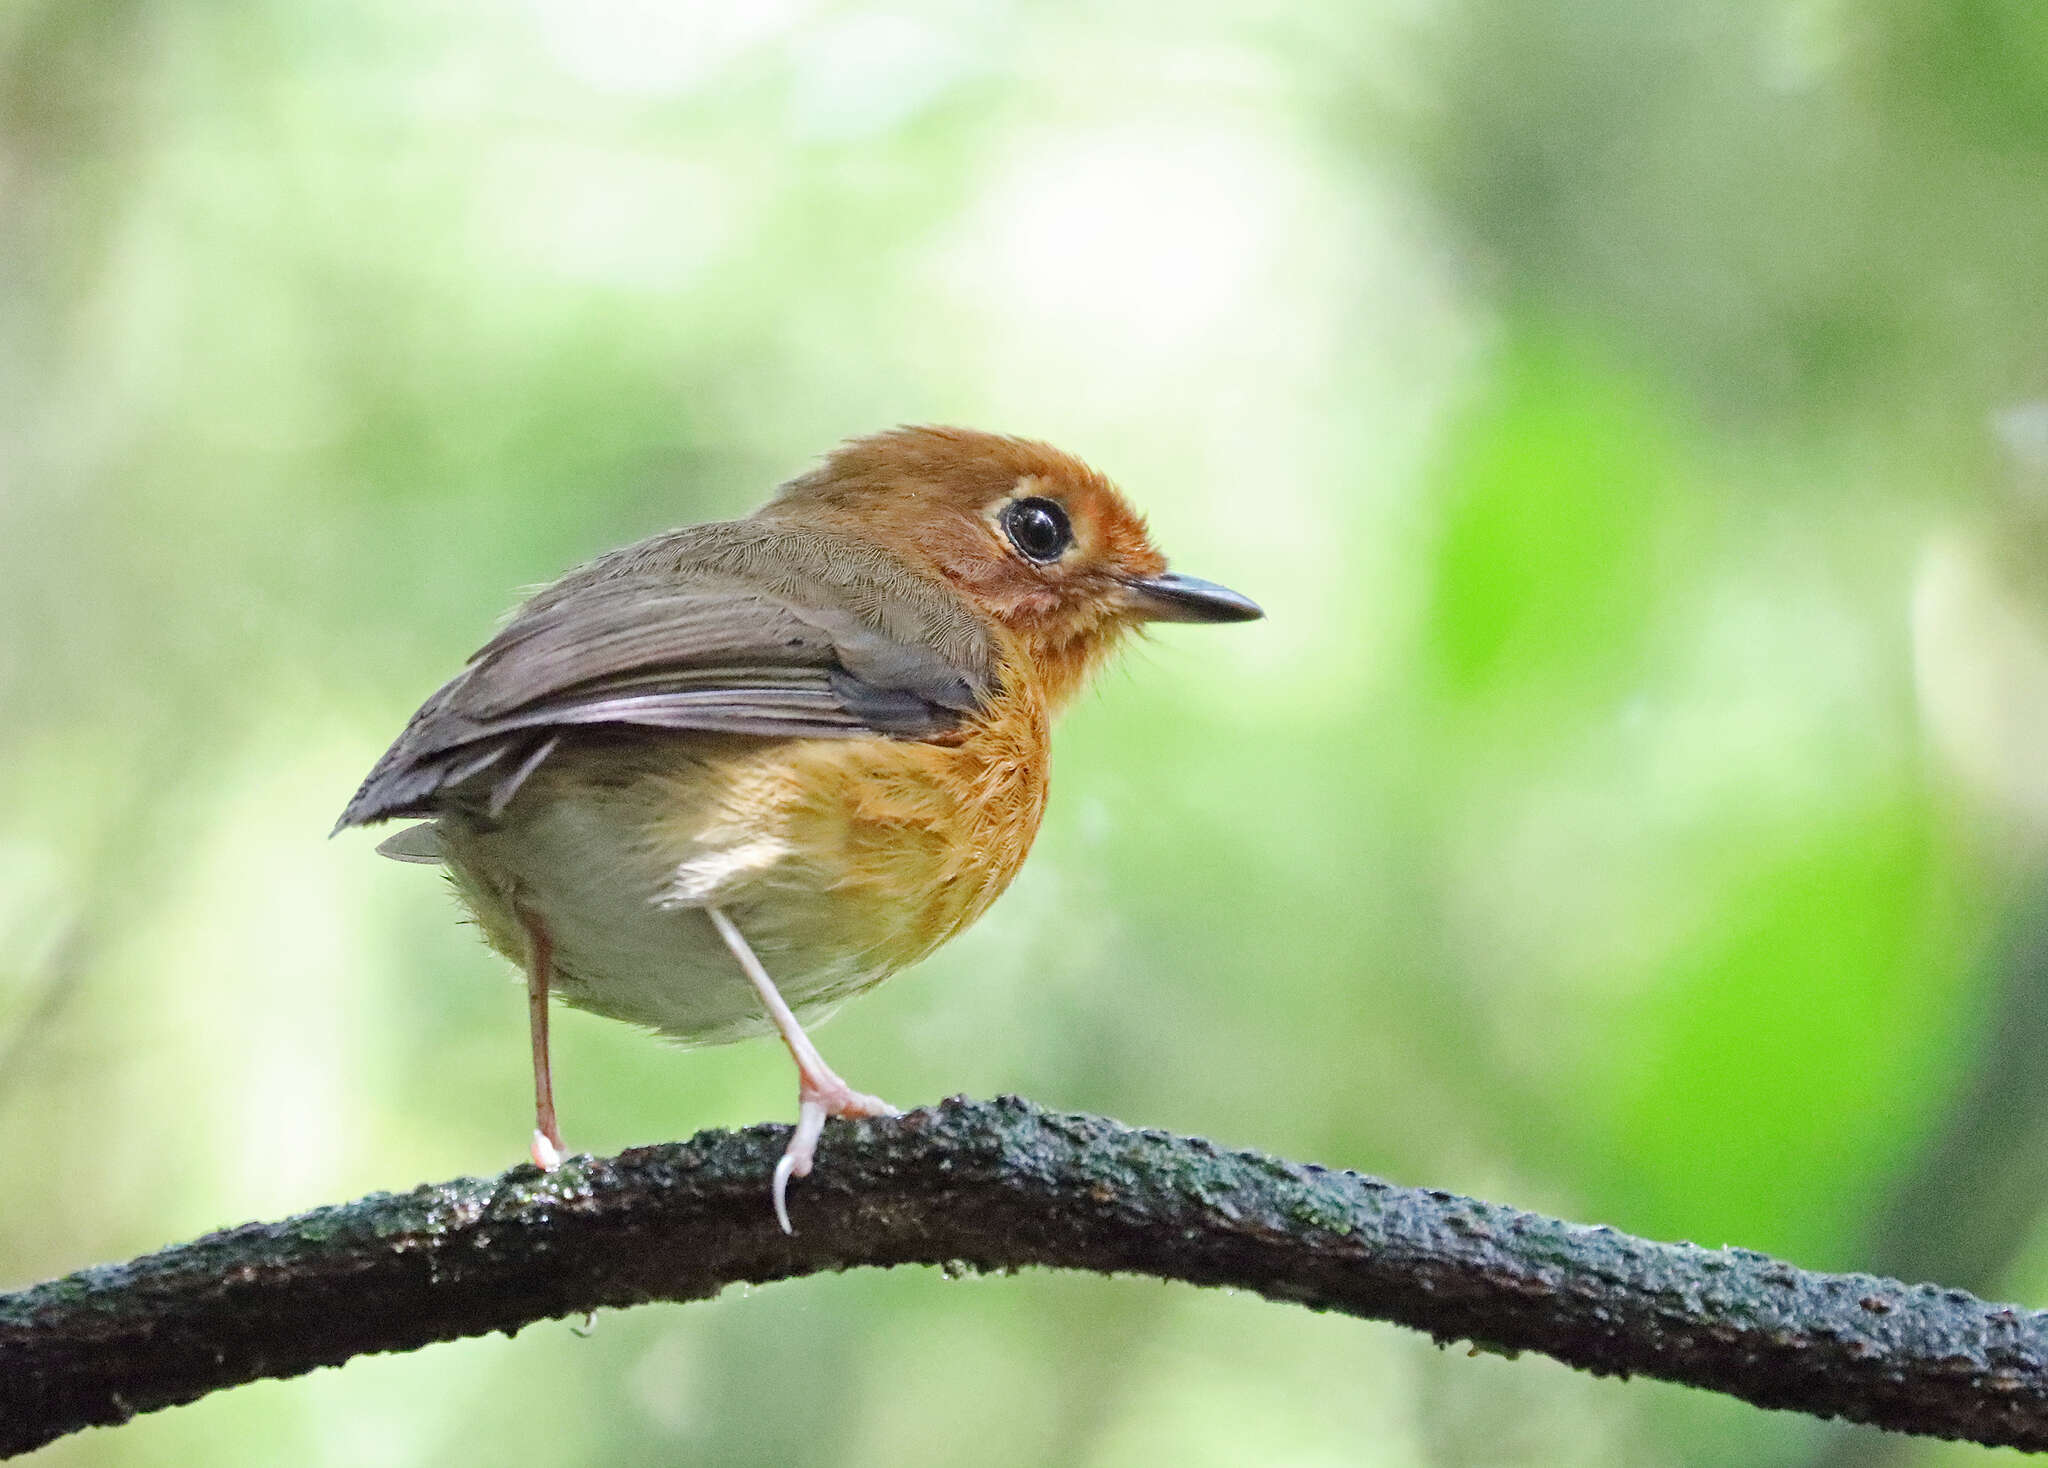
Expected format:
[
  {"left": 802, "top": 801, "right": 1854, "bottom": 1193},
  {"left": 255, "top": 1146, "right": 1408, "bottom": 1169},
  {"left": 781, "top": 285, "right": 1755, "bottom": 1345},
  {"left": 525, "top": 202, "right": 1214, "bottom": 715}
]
[
  {"left": 374, "top": 823, "right": 445, "bottom": 863},
  {"left": 333, "top": 522, "right": 996, "bottom": 833}
]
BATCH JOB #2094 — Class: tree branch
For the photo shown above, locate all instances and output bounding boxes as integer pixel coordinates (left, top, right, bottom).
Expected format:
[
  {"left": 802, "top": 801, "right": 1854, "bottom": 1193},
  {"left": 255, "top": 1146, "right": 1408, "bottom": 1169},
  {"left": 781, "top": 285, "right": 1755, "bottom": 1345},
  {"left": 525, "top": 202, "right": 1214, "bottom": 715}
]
[{"left": 5, "top": 1096, "right": 2046, "bottom": 1457}]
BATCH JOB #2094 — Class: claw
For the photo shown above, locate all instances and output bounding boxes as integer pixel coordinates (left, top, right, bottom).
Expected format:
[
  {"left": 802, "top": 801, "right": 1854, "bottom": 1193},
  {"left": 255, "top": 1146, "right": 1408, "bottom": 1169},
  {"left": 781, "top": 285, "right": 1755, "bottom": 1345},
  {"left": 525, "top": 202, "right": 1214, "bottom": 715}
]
[
  {"left": 531, "top": 1127, "right": 563, "bottom": 1172},
  {"left": 772, "top": 1083, "right": 899, "bottom": 1232},
  {"left": 773, "top": 1099, "right": 829, "bottom": 1234}
]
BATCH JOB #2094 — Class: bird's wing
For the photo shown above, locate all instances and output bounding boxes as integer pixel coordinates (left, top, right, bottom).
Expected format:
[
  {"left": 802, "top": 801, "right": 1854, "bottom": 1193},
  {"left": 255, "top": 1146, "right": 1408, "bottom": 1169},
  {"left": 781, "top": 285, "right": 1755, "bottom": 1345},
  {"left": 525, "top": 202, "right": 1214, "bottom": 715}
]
[{"left": 333, "top": 529, "right": 996, "bottom": 833}]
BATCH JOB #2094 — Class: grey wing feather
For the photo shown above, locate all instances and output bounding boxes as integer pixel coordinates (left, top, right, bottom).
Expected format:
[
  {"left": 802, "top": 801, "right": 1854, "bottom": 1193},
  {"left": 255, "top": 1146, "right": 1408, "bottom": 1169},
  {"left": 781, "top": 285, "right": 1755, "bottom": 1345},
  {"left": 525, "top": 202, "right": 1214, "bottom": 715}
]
[
  {"left": 334, "top": 524, "right": 995, "bottom": 834},
  {"left": 374, "top": 823, "right": 446, "bottom": 863}
]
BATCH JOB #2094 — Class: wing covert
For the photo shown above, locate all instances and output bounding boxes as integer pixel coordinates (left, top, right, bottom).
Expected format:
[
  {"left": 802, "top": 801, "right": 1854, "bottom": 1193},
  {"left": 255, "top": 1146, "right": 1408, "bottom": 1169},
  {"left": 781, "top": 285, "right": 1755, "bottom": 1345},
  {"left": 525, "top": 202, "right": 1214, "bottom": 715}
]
[{"left": 334, "top": 525, "right": 995, "bottom": 833}]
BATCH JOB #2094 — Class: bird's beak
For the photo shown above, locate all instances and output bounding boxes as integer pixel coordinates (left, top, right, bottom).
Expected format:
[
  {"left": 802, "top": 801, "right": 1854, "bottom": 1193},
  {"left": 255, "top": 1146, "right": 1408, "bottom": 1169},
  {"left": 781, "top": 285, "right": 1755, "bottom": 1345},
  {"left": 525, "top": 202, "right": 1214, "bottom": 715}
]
[{"left": 1123, "top": 570, "right": 1264, "bottom": 624}]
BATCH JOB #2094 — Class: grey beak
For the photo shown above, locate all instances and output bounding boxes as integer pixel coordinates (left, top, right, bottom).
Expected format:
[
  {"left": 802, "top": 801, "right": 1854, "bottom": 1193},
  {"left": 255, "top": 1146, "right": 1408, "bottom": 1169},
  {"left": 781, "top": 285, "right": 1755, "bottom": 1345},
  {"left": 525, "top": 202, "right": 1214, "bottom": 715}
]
[{"left": 1125, "top": 571, "right": 1264, "bottom": 624}]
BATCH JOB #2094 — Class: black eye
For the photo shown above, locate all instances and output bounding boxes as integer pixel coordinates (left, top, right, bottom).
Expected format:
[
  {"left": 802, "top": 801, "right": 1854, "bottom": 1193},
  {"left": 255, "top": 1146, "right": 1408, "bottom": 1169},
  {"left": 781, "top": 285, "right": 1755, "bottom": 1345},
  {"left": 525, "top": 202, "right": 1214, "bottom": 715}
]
[{"left": 1000, "top": 497, "right": 1072, "bottom": 563}]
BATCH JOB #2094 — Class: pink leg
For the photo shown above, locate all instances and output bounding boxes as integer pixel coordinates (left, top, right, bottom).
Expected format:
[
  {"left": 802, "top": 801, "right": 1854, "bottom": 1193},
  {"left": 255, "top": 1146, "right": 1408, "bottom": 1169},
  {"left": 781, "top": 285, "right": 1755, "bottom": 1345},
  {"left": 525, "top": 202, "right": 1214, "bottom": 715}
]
[
  {"left": 517, "top": 906, "right": 565, "bottom": 1171},
  {"left": 706, "top": 906, "right": 896, "bottom": 1233}
]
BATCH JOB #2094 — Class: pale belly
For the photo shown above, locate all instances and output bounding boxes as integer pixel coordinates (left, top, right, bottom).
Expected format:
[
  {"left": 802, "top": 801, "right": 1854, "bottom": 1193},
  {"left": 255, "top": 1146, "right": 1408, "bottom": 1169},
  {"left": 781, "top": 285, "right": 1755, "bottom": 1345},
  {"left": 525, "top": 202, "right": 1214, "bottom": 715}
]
[{"left": 428, "top": 726, "right": 1045, "bottom": 1045}]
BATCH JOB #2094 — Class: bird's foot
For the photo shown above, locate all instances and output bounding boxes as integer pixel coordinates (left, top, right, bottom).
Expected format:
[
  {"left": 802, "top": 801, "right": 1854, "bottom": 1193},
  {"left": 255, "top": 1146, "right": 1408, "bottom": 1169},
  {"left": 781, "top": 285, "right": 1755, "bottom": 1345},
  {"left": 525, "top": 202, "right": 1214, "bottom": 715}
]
[
  {"left": 531, "top": 1126, "right": 564, "bottom": 1172},
  {"left": 771, "top": 1073, "right": 898, "bottom": 1235}
]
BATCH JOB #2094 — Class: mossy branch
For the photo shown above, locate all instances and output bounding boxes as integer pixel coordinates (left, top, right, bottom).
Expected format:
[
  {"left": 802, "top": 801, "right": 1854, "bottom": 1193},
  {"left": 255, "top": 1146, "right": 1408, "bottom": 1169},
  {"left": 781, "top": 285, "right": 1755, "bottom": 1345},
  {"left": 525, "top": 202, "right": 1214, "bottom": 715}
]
[{"left": 4, "top": 1096, "right": 2047, "bottom": 1457}]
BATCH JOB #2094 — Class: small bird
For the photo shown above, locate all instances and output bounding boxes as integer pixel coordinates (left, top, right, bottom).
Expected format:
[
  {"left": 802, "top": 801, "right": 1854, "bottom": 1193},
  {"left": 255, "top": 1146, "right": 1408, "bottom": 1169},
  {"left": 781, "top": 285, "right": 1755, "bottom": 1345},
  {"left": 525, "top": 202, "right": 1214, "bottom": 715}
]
[{"left": 335, "top": 426, "right": 1261, "bottom": 1228}]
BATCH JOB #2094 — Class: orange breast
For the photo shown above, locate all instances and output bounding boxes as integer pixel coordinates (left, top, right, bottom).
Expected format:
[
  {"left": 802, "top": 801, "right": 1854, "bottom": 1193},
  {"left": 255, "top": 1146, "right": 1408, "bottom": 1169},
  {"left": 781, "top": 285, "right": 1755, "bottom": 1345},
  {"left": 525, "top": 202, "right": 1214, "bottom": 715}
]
[{"left": 772, "top": 663, "right": 1052, "bottom": 974}]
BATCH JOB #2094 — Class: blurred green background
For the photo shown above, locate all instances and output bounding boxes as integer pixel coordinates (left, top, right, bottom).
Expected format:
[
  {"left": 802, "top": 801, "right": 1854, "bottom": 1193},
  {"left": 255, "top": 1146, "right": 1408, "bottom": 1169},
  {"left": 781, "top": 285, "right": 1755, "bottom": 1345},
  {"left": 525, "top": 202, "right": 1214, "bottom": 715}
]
[{"left": 7, "top": 1, "right": 2048, "bottom": 1463}]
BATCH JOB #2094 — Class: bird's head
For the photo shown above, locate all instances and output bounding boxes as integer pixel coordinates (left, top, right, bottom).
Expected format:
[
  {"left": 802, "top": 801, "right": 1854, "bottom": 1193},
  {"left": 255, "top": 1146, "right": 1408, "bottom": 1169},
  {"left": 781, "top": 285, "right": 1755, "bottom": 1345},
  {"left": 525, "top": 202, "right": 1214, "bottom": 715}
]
[{"left": 763, "top": 426, "right": 1261, "bottom": 707}]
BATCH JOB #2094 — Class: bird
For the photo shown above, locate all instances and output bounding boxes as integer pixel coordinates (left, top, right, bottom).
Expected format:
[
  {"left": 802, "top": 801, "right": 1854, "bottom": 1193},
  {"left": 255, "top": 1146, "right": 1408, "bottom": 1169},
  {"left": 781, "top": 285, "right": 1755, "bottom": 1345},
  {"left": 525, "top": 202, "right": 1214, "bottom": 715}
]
[{"left": 334, "top": 425, "right": 1262, "bottom": 1229}]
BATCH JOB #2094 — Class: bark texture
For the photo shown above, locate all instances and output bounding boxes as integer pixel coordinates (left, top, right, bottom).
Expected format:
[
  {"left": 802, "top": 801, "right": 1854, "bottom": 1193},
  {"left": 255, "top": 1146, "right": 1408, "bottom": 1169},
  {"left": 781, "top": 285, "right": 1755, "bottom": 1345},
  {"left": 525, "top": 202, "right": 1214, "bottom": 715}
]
[{"left": 5, "top": 1097, "right": 2047, "bottom": 1457}]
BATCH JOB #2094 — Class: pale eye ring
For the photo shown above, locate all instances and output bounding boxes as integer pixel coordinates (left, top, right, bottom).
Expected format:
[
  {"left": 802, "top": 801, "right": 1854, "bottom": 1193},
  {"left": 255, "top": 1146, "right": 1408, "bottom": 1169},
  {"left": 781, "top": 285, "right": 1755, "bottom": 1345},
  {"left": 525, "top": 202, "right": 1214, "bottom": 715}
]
[{"left": 1000, "top": 496, "right": 1072, "bottom": 563}]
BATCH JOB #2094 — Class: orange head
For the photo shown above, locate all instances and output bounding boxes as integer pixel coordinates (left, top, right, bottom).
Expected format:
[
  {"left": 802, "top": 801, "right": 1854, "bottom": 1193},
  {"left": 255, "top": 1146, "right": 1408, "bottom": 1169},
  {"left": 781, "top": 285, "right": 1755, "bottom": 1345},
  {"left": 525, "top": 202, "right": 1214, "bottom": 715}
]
[{"left": 758, "top": 426, "right": 1261, "bottom": 706}]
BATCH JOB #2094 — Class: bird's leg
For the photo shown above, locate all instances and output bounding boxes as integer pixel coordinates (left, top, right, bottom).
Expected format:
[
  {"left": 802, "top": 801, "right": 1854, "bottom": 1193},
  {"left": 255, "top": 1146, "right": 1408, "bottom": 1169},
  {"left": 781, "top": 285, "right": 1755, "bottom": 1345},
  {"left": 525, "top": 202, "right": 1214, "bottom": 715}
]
[
  {"left": 517, "top": 905, "right": 565, "bottom": 1171},
  {"left": 706, "top": 905, "right": 897, "bottom": 1233}
]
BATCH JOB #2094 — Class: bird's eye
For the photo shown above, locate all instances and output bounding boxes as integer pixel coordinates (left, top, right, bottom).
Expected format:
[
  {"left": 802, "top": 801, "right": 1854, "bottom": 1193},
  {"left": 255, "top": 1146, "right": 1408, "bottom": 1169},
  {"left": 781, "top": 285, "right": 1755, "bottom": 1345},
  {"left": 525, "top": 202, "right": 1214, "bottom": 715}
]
[{"left": 1000, "top": 497, "right": 1073, "bottom": 564}]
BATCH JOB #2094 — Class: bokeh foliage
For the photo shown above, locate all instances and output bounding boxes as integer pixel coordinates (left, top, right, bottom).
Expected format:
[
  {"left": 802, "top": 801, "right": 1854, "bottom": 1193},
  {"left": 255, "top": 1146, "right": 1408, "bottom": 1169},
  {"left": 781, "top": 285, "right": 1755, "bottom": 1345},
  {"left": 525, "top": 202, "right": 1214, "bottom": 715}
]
[{"left": 7, "top": 2, "right": 2048, "bottom": 1464}]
